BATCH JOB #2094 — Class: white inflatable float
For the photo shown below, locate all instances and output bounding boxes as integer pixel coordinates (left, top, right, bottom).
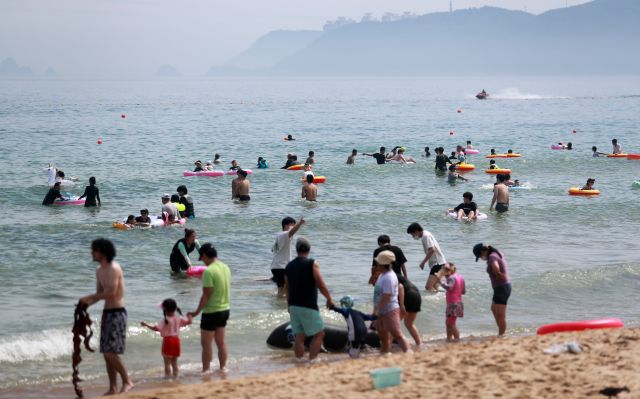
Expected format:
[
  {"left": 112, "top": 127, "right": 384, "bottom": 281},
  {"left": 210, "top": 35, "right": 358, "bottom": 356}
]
[
  {"left": 448, "top": 211, "right": 488, "bottom": 221},
  {"left": 46, "top": 165, "right": 76, "bottom": 188}
]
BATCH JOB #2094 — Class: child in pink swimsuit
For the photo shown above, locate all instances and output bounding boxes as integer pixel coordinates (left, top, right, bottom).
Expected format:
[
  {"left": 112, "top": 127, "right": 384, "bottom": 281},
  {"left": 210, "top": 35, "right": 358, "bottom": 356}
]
[
  {"left": 439, "top": 263, "right": 465, "bottom": 341},
  {"left": 140, "top": 298, "right": 192, "bottom": 378}
]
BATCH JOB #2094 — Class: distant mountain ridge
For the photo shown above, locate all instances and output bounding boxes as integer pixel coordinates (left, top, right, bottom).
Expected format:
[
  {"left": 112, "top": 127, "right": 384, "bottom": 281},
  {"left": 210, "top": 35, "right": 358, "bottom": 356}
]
[
  {"left": 211, "top": 0, "right": 640, "bottom": 76},
  {"left": 0, "top": 58, "right": 34, "bottom": 77}
]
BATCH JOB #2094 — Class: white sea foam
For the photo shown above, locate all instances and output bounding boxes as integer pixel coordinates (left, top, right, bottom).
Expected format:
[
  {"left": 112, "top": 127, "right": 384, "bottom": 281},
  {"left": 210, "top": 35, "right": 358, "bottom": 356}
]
[{"left": 0, "top": 329, "right": 72, "bottom": 364}]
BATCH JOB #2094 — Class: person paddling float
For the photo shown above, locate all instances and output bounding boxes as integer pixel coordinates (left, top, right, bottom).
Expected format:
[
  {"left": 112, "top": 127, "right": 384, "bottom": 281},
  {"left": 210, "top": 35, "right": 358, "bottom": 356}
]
[{"left": 169, "top": 229, "right": 201, "bottom": 273}]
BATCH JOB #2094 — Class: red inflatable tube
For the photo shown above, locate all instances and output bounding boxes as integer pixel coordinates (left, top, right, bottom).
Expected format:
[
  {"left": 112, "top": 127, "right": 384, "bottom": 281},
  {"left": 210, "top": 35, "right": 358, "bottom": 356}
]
[{"left": 536, "top": 318, "right": 624, "bottom": 335}]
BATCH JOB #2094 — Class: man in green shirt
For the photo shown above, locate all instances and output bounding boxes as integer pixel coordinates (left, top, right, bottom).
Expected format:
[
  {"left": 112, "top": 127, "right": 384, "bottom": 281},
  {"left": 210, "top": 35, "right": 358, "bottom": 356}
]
[{"left": 187, "top": 243, "right": 231, "bottom": 373}]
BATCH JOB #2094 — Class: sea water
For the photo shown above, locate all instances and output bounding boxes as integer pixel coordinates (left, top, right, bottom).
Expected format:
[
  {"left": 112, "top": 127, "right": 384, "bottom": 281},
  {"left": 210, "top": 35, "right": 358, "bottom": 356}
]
[{"left": 1, "top": 76, "right": 639, "bottom": 398}]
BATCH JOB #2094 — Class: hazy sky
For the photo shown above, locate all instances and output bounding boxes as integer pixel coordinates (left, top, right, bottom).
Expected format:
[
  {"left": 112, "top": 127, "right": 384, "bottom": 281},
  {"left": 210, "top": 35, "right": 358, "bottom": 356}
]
[{"left": 0, "top": 0, "right": 590, "bottom": 76}]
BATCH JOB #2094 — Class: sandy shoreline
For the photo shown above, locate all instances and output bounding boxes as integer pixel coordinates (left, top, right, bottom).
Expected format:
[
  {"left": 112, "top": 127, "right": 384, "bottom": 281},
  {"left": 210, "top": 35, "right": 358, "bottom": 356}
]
[{"left": 110, "top": 327, "right": 638, "bottom": 399}]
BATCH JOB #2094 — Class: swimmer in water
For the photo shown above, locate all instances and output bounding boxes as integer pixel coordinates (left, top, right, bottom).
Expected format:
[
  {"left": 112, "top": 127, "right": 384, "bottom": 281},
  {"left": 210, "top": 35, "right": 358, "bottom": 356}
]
[
  {"left": 213, "top": 153, "right": 221, "bottom": 164},
  {"left": 193, "top": 160, "right": 203, "bottom": 172},
  {"left": 257, "top": 157, "right": 268, "bottom": 169},
  {"left": 302, "top": 163, "right": 314, "bottom": 179},
  {"left": 489, "top": 159, "right": 499, "bottom": 170},
  {"left": 124, "top": 215, "right": 136, "bottom": 228},
  {"left": 301, "top": 174, "right": 318, "bottom": 201},
  {"left": 592, "top": 146, "right": 607, "bottom": 157},
  {"left": 466, "top": 140, "right": 474, "bottom": 149},
  {"left": 513, "top": 179, "right": 521, "bottom": 187},
  {"left": 229, "top": 160, "right": 240, "bottom": 171},
  {"left": 490, "top": 149, "right": 496, "bottom": 155},
  {"left": 231, "top": 169, "right": 250, "bottom": 201},
  {"left": 612, "top": 138, "right": 622, "bottom": 154},
  {"left": 448, "top": 191, "right": 477, "bottom": 221},
  {"left": 423, "top": 147, "right": 431, "bottom": 157},
  {"left": 135, "top": 209, "right": 151, "bottom": 227},
  {"left": 305, "top": 151, "right": 315, "bottom": 165},
  {"left": 204, "top": 161, "right": 213, "bottom": 171},
  {"left": 42, "top": 182, "right": 64, "bottom": 205},
  {"left": 396, "top": 147, "right": 416, "bottom": 163},
  {"left": 490, "top": 174, "right": 509, "bottom": 213},
  {"left": 346, "top": 149, "right": 358, "bottom": 164},
  {"left": 363, "top": 147, "right": 387, "bottom": 165},
  {"left": 284, "top": 134, "right": 295, "bottom": 141},
  {"left": 448, "top": 164, "right": 468, "bottom": 182},
  {"left": 582, "top": 178, "right": 596, "bottom": 190}
]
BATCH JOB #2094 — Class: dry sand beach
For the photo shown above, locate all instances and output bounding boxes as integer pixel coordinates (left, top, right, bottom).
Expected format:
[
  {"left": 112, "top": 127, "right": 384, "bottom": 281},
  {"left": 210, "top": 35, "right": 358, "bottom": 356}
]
[{"left": 115, "top": 327, "right": 638, "bottom": 399}]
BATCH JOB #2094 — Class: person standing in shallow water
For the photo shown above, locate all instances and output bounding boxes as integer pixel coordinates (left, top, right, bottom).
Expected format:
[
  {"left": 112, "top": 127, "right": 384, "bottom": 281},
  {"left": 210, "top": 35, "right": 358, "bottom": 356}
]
[
  {"left": 473, "top": 243, "right": 511, "bottom": 336},
  {"left": 78, "top": 176, "right": 101, "bottom": 207},
  {"left": 79, "top": 238, "right": 134, "bottom": 395},
  {"left": 187, "top": 243, "right": 231, "bottom": 373},
  {"left": 231, "top": 169, "right": 250, "bottom": 201}
]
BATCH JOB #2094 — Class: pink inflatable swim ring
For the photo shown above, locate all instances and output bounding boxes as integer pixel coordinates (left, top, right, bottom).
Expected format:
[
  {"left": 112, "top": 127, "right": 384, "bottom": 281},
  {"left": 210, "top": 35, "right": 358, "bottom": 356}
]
[
  {"left": 183, "top": 170, "right": 224, "bottom": 177},
  {"left": 53, "top": 197, "right": 86, "bottom": 206},
  {"left": 186, "top": 265, "right": 207, "bottom": 277},
  {"left": 465, "top": 149, "right": 480, "bottom": 155},
  {"left": 550, "top": 145, "right": 566, "bottom": 150}
]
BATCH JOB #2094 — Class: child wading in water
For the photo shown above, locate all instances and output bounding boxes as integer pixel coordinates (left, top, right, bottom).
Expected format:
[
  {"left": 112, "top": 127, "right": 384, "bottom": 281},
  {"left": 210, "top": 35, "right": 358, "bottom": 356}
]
[
  {"left": 438, "top": 263, "right": 465, "bottom": 341},
  {"left": 140, "top": 299, "right": 192, "bottom": 378}
]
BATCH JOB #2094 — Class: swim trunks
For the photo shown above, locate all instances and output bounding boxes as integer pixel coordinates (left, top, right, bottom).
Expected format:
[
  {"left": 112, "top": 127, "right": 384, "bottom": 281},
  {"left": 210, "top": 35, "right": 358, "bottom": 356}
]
[
  {"left": 496, "top": 203, "right": 509, "bottom": 213},
  {"left": 100, "top": 308, "right": 127, "bottom": 354},
  {"left": 492, "top": 283, "right": 512, "bottom": 305},
  {"left": 200, "top": 310, "right": 230, "bottom": 331},
  {"left": 161, "top": 335, "right": 181, "bottom": 357},
  {"left": 289, "top": 305, "right": 324, "bottom": 336},
  {"left": 238, "top": 195, "right": 251, "bottom": 201},
  {"left": 429, "top": 264, "right": 444, "bottom": 276},
  {"left": 271, "top": 269, "right": 285, "bottom": 288}
]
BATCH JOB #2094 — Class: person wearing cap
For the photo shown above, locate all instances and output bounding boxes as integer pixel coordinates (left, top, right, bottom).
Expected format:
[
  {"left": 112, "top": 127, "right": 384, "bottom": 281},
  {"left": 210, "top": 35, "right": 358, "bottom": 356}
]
[
  {"left": 187, "top": 243, "right": 231, "bottom": 373},
  {"left": 329, "top": 295, "right": 377, "bottom": 358},
  {"left": 231, "top": 169, "right": 250, "bottom": 201},
  {"left": 284, "top": 238, "right": 335, "bottom": 362},
  {"left": 160, "top": 193, "right": 180, "bottom": 224},
  {"left": 372, "top": 250, "right": 410, "bottom": 354},
  {"left": 473, "top": 243, "right": 511, "bottom": 336},
  {"left": 169, "top": 229, "right": 201, "bottom": 273},
  {"left": 193, "top": 160, "right": 204, "bottom": 172},
  {"left": 270, "top": 216, "right": 305, "bottom": 298},
  {"left": 406, "top": 223, "right": 447, "bottom": 292}
]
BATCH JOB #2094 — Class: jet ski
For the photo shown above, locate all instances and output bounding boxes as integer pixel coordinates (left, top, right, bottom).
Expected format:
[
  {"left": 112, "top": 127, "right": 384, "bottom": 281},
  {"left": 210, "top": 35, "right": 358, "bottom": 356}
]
[{"left": 476, "top": 91, "right": 489, "bottom": 100}]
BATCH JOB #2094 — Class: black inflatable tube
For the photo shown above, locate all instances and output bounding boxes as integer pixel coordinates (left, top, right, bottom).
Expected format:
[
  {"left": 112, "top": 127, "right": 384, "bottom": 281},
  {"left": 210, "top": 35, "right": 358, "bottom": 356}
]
[{"left": 266, "top": 322, "right": 380, "bottom": 352}]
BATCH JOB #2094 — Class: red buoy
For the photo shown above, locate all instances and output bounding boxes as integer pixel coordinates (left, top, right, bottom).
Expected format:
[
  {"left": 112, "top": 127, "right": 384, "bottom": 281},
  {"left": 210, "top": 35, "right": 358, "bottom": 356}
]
[
  {"left": 449, "top": 131, "right": 454, "bottom": 136},
  {"left": 97, "top": 138, "right": 103, "bottom": 145},
  {"left": 572, "top": 129, "right": 577, "bottom": 134},
  {"left": 457, "top": 109, "right": 462, "bottom": 113},
  {"left": 121, "top": 114, "right": 126, "bottom": 119}
]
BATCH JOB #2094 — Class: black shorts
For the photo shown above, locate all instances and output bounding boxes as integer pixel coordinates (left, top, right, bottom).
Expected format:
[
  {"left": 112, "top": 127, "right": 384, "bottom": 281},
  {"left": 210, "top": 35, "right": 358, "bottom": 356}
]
[
  {"left": 404, "top": 290, "right": 422, "bottom": 313},
  {"left": 492, "top": 283, "right": 512, "bottom": 305},
  {"left": 429, "top": 264, "right": 444, "bottom": 276},
  {"left": 271, "top": 269, "right": 285, "bottom": 288},
  {"left": 200, "top": 310, "right": 230, "bottom": 331},
  {"left": 238, "top": 195, "right": 251, "bottom": 201},
  {"left": 496, "top": 203, "right": 509, "bottom": 213}
]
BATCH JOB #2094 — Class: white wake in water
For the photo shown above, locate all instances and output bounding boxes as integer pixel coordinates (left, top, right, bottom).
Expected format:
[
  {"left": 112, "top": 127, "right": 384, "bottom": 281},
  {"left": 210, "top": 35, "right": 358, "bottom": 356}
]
[{"left": 469, "top": 87, "right": 566, "bottom": 100}]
